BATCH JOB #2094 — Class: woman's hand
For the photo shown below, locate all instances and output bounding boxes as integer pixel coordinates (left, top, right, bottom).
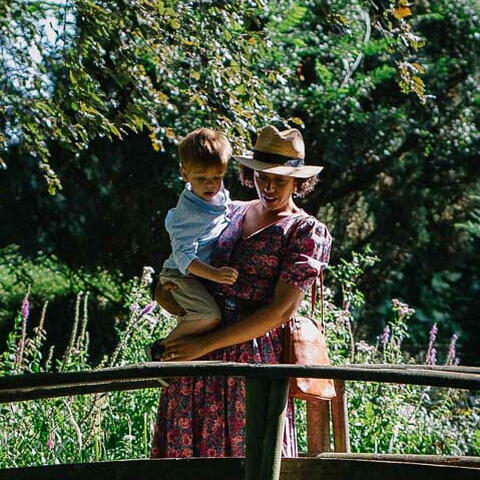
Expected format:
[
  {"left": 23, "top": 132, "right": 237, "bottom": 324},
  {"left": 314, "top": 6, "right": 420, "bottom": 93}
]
[
  {"left": 154, "top": 280, "right": 185, "bottom": 317},
  {"left": 162, "top": 334, "right": 212, "bottom": 362}
]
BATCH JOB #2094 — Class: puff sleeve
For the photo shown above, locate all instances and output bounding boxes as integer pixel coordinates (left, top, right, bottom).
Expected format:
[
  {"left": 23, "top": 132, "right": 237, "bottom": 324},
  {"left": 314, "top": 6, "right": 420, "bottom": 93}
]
[{"left": 279, "top": 217, "right": 332, "bottom": 293}]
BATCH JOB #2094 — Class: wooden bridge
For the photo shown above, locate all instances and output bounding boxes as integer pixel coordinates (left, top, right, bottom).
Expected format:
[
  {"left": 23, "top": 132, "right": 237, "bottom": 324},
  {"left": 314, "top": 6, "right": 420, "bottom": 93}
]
[{"left": 0, "top": 362, "right": 479, "bottom": 479}]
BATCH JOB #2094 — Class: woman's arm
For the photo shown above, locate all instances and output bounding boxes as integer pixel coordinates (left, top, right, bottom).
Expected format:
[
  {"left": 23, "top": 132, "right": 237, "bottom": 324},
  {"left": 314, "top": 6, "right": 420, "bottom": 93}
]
[{"left": 162, "top": 279, "right": 304, "bottom": 361}]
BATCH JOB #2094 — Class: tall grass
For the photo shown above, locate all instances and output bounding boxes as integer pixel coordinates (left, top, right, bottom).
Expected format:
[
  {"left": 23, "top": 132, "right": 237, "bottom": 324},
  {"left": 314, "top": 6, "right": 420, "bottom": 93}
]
[
  {"left": 0, "top": 253, "right": 478, "bottom": 468},
  {"left": 0, "top": 266, "right": 175, "bottom": 467}
]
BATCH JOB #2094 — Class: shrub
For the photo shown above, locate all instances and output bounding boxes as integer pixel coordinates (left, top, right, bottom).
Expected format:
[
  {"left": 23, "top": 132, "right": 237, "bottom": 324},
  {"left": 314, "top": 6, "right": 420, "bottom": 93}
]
[{"left": 0, "top": 251, "right": 478, "bottom": 467}]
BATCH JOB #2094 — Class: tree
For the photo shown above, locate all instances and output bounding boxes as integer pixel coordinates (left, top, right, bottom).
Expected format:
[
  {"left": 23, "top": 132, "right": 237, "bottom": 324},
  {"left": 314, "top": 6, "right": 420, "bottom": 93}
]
[
  {"left": 261, "top": 0, "right": 480, "bottom": 360},
  {"left": 0, "top": 0, "right": 426, "bottom": 192},
  {"left": 3, "top": 0, "right": 479, "bottom": 362}
]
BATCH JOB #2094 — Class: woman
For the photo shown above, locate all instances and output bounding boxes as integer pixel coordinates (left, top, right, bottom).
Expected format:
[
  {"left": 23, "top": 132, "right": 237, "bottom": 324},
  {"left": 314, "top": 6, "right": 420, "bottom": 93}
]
[{"left": 151, "top": 125, "right": 332, "bottom": 458}]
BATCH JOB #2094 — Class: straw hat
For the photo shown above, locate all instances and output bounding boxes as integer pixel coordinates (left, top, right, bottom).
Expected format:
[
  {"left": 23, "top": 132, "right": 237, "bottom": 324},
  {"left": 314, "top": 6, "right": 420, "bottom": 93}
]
[{"left": 234, "top": 126, "right": 323, "bottom": 179}]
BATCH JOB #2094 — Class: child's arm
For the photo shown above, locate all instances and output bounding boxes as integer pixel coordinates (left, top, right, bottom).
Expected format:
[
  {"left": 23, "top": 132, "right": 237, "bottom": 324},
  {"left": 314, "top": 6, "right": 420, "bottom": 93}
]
[{"left": 188, "top": 259, "right": 238, "bottom": 285}]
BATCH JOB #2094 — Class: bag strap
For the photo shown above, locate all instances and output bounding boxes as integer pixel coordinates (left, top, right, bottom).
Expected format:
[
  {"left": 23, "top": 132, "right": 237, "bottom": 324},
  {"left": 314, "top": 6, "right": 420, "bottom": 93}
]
[
  {"left": 310, "top": 269, "right": 325, "bottom": 331},
  {"left": 287, "top": 215, "right": 325, "bottom": 330}
]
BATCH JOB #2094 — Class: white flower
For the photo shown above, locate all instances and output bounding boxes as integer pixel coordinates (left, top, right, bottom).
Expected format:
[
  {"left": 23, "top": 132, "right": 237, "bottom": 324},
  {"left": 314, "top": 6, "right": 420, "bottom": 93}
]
[{"left": 356, "top": 341, "right": 375, "bottom": 353}]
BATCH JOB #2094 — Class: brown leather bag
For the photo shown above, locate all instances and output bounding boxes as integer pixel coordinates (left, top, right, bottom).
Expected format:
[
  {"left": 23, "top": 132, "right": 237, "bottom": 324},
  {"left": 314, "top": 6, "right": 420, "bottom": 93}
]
[{"left": 283, "top": 270, "right": 336, "bottom": 401}]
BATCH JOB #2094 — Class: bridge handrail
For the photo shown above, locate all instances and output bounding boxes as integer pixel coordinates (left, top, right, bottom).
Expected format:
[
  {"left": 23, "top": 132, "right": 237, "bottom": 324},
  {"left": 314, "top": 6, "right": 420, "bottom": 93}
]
[{"left": 1, "top": 361, "right": 479, "bottom": 404}]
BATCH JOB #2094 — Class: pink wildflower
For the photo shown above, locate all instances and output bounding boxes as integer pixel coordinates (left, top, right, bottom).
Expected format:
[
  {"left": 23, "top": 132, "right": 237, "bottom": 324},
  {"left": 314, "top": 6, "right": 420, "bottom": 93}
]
[
  {"left": 427, "top": 347, "right": 437, "bottom": 365},
  {"left": 47, "top": 433, "right": 55, "bottom": 450},
  {"left": 378, "top": 325, "right": 390, "bottom": 345},
  {"left": 446, "top": 333, "right": 459, "bottom": 365},
  {"left": 392, "top": 298, "right": 415, "bottom": 317},
  {"left": 425, "top": 323, "right": 438, "bottom": 364},
  {"left": 21, "top": 294, "right": 30, "bottom": 321},
  {"left": 129, "top": 303, "right": 140, "bottom": 314},
  {"left": 140, "top": 303, "right": 156, "bottom": 317},
  {"left": 429, "top": 323, "right": 438, "bottom": 343},
  {"left": 356, "top": 340, "right": 375, "bottom": 353}
]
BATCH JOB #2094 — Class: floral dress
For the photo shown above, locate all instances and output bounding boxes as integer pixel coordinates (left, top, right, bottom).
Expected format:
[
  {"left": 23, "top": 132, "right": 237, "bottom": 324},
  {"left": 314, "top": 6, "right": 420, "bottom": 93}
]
[{"left": 150, "top": 201, "right": 332, "bottom": 458}]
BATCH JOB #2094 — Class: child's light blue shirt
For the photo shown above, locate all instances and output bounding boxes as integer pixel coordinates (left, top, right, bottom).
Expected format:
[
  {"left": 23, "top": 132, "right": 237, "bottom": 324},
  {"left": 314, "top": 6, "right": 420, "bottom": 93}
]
[{"left": 163, "top": 183, "right": 230, "bottom": 275}]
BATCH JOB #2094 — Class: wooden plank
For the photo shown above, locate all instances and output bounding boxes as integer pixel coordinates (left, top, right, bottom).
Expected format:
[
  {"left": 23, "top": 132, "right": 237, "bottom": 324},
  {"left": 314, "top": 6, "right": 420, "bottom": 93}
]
[
  {"left": 0, "top": 458, "right": 245, "bottom": 480},
  {"left": 1, "top": 362, "right": 479, "bottom": 406},
  {"left": 352, "top": 364, "right": 480, "bottom": 374},
  {"left": 279, "top": 457, "right": 480, "bottom": 479},
  {"left": 316, "top": 453, "right": 480, "bottom": 467},
  {"left": 306, "top": 400, "right": 331, "bottom": 454},
  {"left": 0, "top": 379, "right": 165, "bottom": 403},
  {"left": 246, "top": 378, "right": 289, "bottom": 480},
  {"left": 1, "top": 457, "right": 478, "bottom": 480}
]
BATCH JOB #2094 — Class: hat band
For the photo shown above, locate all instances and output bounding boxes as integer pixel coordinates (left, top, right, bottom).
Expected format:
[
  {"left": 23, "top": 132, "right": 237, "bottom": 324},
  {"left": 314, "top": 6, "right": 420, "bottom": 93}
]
[{"left": 253, "top": 150, "right": 305, "bottom": 167}]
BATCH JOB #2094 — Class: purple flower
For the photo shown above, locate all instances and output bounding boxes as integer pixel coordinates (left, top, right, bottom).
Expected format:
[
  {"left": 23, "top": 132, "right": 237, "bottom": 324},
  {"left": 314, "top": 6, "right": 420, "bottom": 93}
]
[
  {"left": 429, "top": 323, "right": 438, "bottom": 343},
  {"left": 427, "top": 347, "right": 437, "bottom": 365},
  {"left": 47, "top": 433, "right": 55, "bottom": 450},
  {"left": 392, "top": 298, "right": 415, "bottom": 317},
  {"left": 446, "top": 333, "right": 459, "bottom": 365},
  {"left": 425, "top": 323, "right": 438, "bottom": 364},
  {"left": 129, "top": 303, "right": 140, "bottom": 314},
  {"left": 140, "top": 302, "right": 156, "bottom": 317},
  {"left": 21, "top": 294, "right": 30, "bottom": 321},
  {"left": 378, "top": 325, "right": 390, "bottom": 345}
]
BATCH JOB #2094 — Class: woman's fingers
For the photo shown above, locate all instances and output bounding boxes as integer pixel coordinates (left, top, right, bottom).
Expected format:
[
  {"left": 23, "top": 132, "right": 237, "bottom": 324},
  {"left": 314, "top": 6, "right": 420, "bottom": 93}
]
[{"left": 162, "top": 335, "right": 209, "bottom": 361}]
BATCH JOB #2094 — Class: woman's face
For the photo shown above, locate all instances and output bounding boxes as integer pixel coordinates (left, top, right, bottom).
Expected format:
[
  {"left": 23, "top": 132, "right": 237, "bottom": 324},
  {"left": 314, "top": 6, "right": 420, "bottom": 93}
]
[{"left": 253, "top": 170, "right": 296, "bottom": 212}]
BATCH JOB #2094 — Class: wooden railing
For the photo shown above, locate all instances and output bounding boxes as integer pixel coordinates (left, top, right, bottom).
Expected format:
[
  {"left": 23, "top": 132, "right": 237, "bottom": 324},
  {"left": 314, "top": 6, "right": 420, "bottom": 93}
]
[{"left": 0, "top": 362, "right": 479, "bottom": 480}]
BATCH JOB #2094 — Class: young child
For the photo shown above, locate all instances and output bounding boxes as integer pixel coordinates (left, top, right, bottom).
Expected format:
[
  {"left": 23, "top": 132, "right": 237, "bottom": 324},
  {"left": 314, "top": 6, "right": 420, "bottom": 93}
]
[{"left": 151, "top": 128, "right": 238, "bottom": 359}]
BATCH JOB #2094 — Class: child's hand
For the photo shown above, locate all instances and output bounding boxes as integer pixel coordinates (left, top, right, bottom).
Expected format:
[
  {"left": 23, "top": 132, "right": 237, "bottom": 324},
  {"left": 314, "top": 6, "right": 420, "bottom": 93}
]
[{"left": 212, "top": 266, "right": 238, "bottom": 285}]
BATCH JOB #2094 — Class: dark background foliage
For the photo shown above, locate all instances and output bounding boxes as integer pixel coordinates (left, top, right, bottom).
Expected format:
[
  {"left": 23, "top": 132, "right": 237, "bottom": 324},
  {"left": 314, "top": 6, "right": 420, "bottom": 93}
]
[{"left": 1, "top": 0, "right": 479, "bottom": 364}]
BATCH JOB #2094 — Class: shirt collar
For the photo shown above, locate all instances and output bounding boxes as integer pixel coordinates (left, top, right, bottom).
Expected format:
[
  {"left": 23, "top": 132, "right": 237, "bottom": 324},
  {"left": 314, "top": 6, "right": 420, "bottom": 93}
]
[{"left": 183, "top": 183, "right": 229, "bottom": 214}]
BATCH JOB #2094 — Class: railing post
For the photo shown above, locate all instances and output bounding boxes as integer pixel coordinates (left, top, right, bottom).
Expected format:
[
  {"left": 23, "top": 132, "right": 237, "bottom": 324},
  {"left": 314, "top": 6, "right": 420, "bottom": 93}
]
[
  {"left": 331, "top": 379, "right": 350, "bottom": 452},
  {"left": 246, "top": 377, "right": 289, "bottom": 480},
  {"left": 307, "top": 399, "right": 331, "bottom": 454},
  {"left": 246, "top": 377, "right": 270, "bottom": 480},
  {"left": 260, "top": 378, "right": 289, "bottom": 480}
]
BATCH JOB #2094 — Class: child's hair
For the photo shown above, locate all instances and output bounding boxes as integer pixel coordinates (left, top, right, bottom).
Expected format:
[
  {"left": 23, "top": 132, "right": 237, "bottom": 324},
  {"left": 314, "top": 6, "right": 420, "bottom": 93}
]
[{"left": 179, "top": 128, "right": 232, "bottom": 171}]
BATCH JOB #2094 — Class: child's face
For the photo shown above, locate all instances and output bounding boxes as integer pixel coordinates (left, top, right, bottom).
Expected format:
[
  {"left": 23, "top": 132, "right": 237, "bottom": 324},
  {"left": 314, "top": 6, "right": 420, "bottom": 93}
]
[{"left": 181, "top": 165, "right": 226, "bottom": 202}]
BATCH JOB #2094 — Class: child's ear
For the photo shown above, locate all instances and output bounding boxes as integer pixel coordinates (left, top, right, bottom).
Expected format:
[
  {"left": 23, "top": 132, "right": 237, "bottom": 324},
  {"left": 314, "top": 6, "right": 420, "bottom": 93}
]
[{"left": 180, "top": 166, "right": 188, "bottom": 182}]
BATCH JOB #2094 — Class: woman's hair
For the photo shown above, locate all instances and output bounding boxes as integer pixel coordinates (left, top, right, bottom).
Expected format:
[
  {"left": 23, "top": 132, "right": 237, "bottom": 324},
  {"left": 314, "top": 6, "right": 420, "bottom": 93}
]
[{"left": 238, "top": 165, "right": 320, "bottom": 198}]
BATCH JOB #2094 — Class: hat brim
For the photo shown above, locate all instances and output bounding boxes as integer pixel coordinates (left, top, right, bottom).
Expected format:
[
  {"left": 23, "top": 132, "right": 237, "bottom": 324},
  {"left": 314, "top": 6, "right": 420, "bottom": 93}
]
[{"left": 234, "top": 155, "right": 323, "bottom": 179}]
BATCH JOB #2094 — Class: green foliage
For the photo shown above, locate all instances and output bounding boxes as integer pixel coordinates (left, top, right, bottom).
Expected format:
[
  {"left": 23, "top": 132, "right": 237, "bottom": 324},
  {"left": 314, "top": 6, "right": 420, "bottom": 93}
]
[
  {"left": 1, "top": 0, "right": 479, "bottom": 383},
  {"left": 296, "top": 251, "right": 479, "bottom": 454},
  {"left": 0, "top": 245, "right": 126, "bottom": 364},
  {"left": 0, "top": 266, "right": 175, "bottom": 466},
  {"left": 0, "top": 245, "right": 122, "bottom": 305},
  {"left": 260, "top": 0, "right": 480, "bottom": 361},
  {"left": 0, "top": 0, "right": 428, "bottom": 192},
  {"left": 0, "top": 244, "right": 122, "bottom": 320},
  {"left": 0, "top": 251, "right": 478, "bottom": 465},
  {"left": 0, "top": 0, "right": 280, "bottom": 192},
  {"left": 456, "top": 195, "right": 480, "bottom": 238}
]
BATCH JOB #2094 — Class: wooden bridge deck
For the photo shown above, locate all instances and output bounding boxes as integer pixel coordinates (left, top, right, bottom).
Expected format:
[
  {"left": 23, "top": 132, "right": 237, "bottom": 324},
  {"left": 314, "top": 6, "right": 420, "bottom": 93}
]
[{"left": 1, "top": 456, "right": 480, "bottom": 480}]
